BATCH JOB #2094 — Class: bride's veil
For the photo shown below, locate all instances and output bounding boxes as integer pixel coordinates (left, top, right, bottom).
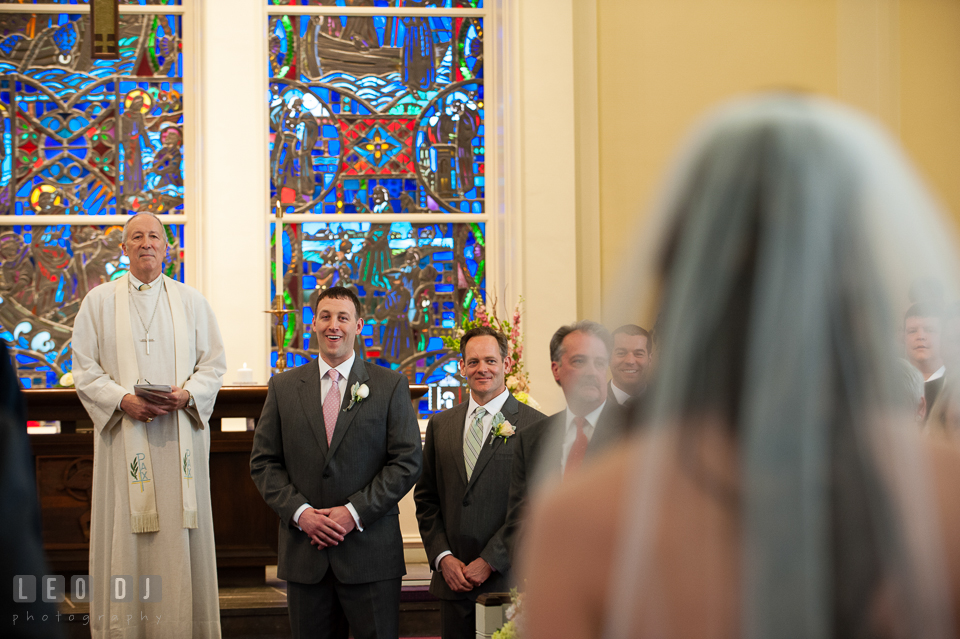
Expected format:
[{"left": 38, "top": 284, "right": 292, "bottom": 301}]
[{"left": 603, "top": 95, "right": 959, "bottom": 638}]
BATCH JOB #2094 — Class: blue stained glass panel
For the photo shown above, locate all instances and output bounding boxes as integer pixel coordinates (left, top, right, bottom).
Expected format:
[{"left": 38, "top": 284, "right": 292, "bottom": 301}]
[
  {"left": 268, "top": 14, "right": 484, "bottom": 214},
  {"left": 269, "top": 221, "right": 484, "bottom": 417},
  {"left": 268, "top": 1, "right": 482, "bottom": 7},
  {"left": 0, "top": 223, "right": 185, "bottom": 388},
  {"left": 9, "top": 1, "right": 182, "bottom": 4},
  {"left": 0, "top": 9, "right": 188, "bottom": 389},
  {"left": 0, "top": 13, "right": 184, "bottom": 216}
]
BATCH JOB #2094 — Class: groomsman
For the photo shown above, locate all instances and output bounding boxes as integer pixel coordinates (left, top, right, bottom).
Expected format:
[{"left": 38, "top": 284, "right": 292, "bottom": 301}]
[
  {"left": 608, "top": 324, "right": 652, "bottom": 406},
  {"left": 503, "top": 321, "right": 627, "bottom": 561},
  {"left": 414, "top": 326, "right": 545, "bottom": 639},
  {"left": 904, "top": 302, "right": 947, "bottom": 415}
]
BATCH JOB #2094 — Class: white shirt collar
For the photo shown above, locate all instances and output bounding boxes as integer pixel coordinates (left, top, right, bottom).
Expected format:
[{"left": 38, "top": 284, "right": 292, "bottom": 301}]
[
  {"left": 565, "top": 401, "right": 606, "bottom": 432},
  {"left": 129, "top": 272, "right": 164, "bottom": 290},
  {"left": 466, "top": 387, "right": 510, "bottom": 419},
  {"left": 927, "top": 365, "right": 947, "bottom": 382},
  {"left": 318, "top": 351, "right": 356, "bottom": 382},
  {"left": 609, "top": 382, "right": 632, "bottom": 405}
]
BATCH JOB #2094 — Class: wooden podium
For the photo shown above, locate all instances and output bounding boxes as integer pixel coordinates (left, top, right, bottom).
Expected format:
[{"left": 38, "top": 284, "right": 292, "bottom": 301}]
[{"left": 25, "top": 384, "right": 427, "bottom": 587}]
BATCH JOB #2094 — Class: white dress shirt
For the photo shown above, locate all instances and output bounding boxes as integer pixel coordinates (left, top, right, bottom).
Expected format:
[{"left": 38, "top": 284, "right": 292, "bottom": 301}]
[
  {"left": 927, "top": 364, "right": 946, "bottom": 382},
  {"left": 609, "top": 382, "right": 632, "bottom": 406},
  {"left": 435, "top": 387, "right": 511, "bottom": 570},
  {"left": 293, "top": 352, "right": 365, "bottom": 532},
  {"left": 560, "top": 402, "right": 605, "bottom": 475}
]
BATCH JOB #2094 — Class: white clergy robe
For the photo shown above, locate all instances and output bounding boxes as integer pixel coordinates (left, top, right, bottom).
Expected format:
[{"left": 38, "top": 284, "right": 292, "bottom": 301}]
[{"left": 72, "top": 274, "right": 226, "bottom": 638}]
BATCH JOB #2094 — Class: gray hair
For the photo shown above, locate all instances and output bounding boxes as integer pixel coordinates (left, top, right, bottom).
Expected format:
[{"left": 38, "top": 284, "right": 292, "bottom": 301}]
[
  {"left": 549, "top": 320, "right": 612, "bottom": 363},
  {"left": 122, "top": 213, "right": 168, "bottom": 245},
  {"left": 897, "top": 358, "right": 925, "bottom": 410}
]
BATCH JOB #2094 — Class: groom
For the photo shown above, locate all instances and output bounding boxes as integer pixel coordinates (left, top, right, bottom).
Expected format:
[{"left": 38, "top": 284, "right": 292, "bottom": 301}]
[{"left": 250, "top": 286, "right": 422, "bottom": 639}]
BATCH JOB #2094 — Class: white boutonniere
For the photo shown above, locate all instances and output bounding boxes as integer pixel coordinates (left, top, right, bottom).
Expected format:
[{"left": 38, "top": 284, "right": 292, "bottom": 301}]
[
  {"left": 343, "top": 382, "right": 370, "bottom": 412},
  {"left": 489, "top": 412, "right": 516, "bottom": 444}
]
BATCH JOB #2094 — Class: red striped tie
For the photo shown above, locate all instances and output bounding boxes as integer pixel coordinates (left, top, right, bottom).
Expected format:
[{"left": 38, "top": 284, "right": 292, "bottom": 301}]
[{"left": 564, "top": 416, "right": 589, "bottom": 479}]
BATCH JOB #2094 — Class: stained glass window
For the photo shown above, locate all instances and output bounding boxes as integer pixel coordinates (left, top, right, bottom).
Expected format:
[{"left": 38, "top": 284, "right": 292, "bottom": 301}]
[
  {"left": 3, "top": 223, "right": 184, "bottom": 388},
  {"left": 267, "top": 1, "right": 490, "bottom": 416},
  {"left": 0, "top": 7, "right": 187, "bottom": 388},
  {"left": 2, "top": 1, "right": 182, "bottom": 5},
  {"left": 268, "top": 13, "right": 484, "bottom": 214},
  {"left": 267, "top": 1, "right": 482, "bottom": 8},
  {"left": 271, "top": 221, "right": 483, "bottom": 403}
]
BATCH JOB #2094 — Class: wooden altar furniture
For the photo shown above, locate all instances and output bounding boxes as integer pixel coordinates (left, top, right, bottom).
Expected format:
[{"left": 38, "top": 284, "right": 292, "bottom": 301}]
[{"left": 25, "top": 384, "right": 428, "bottom": 587}]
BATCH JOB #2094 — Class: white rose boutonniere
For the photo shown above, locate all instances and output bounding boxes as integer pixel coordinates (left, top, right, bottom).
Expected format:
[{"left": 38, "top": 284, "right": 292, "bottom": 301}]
[
  {"left": 343, "top": 382, "right": 370, "bottom": 412},
  {"left": 489, "top": 412, "right": 516, "bottom": 444}
]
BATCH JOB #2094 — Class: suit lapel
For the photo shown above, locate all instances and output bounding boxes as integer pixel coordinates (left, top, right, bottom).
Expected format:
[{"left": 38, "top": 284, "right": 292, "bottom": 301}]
[
  {"left": 544, "top": 412, "right": 567, "bottom": 475},
  {"left": 297, "top": 364, "right": 330, "bottom": 456},
  {"left": 465, "top": 394, "right": 519, "bottom": 491},
  {"left": 442, "top": 401, "right": 471, "bottom": 487},
  {"left": 587, "top": 401, "right": 624, "bottom": 456},
  {"left": 325, "top": 356, "right": 371, "bottom": 464}
]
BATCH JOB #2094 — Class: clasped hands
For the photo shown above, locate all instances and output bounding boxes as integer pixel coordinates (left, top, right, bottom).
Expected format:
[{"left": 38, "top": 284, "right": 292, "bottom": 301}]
[
  {"left": 121, "top": 386, "right": 190, "bottom": 423},
  {"left": 439, "top": 555, "right": 494, "bottom": 592},
  {"left": 300, "top": 506, "right": 357, "bottom": 549}
]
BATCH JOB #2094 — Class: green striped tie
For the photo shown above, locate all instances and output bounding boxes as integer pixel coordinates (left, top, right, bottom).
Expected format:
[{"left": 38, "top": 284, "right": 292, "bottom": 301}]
[{"left": 464, "top": 407, "right": 486, "bottom": 480}]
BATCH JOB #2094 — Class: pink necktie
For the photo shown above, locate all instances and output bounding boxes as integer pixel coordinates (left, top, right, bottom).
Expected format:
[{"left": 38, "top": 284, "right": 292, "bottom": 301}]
[
  {"left": 564, "top": 416, "right": 589, "bottom": 479},
  {"left": 323, "top": 369, "right": 341, "bottom": 446}
]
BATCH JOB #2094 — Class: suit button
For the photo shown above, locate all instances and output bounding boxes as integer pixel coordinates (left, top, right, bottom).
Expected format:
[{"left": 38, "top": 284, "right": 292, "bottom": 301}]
[
  {"left": 322, "top": 472, "right": 331, "bottom": 479},
  {"left": 462, "top": 498, "right": 470, "bottom": 507}
]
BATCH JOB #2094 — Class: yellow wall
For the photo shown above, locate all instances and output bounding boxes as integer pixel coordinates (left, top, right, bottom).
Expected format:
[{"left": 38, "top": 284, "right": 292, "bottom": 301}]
[
  {"left": 901, "top": 0, "right": 960, "bottom": 222},
  {"left": 590, "top": 0, "right": 960, "bottom": 318}
]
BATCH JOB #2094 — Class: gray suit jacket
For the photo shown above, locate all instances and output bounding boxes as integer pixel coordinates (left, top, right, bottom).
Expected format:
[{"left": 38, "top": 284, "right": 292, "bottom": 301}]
[
  {"left": 250, "top": 356, "right": 423, "bottom": 585},
  {"left": 503, "top": 400, "right": 627, "bottom": 561},
  {"left": 414, "top": 393, "right": 545, "bottom": 601}
]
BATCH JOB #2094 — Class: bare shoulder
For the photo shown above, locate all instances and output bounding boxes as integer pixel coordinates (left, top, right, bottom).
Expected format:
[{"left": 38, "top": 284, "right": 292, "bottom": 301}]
[
  {"left": 520, "top": 440, "right": 641, "bottom": 639},
  {"left": 924, "top": 437, "right": 960, "bottom": 618},
  {"left": 531, "top": 442, "right": 636, "bottom": 538}
]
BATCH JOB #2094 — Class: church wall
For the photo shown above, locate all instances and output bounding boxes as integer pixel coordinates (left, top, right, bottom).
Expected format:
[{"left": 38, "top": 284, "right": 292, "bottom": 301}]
[
  {"left": 900, "top": 0, "right": 960, "bottom": 232},
  {"left": 592, "top": 0, "right": 839, "bottom": 327},
  {"left": 588, "top": 0, "right": 960, "bottom": 326},
  {"left": 514, "top": 0, "right": 580, "bottom": 414}
]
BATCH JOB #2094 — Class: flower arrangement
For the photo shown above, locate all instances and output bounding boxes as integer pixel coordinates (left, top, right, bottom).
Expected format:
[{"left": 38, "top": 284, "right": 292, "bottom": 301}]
[
  {"left": 442, "top": 290, "right": 540, "bottom": 409},
  {"left": 492, "top": 589, "right": 524, "bottom": 639}
]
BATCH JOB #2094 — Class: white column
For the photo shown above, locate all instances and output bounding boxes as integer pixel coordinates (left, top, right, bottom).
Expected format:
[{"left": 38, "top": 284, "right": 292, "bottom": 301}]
[
  {"left": 197, "top": 0, "right": 269, "bottom": 384},
  {"left": 573, "top": 0, "right": 602, "bottom": 323},
  {"left": 516, "top": 0, "right": 579, "bottom": 413}
]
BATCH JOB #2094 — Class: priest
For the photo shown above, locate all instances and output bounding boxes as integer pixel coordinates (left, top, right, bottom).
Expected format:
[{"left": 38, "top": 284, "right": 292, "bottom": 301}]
[{"left": 73, "top": 212, "right": 226, "bottom": 638}]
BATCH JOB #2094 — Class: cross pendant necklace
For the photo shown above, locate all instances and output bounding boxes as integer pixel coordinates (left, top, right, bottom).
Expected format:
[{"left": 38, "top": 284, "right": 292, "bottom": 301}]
[{"left": 131, "top": 279, "right": 163, "bottom": 355}]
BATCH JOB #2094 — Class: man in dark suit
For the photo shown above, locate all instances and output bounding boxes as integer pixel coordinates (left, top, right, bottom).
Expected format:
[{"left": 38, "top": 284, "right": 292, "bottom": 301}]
[
  {"left": 904, "top": 302, "right": 947, "bottom": 416},
  {"left": 250, "top": 286, "right": 422, "bottom": 639},
  {"left": 608, "top": 324, "right": 652, "bottom": 409},
  {"left": 504, "top": 320, "right": 627, "bottom": 561},
  {"left": 1, "top": 343, "right": 62, "bottom": 638},
  {"left": 414, "top": 326, "right": 545, "bottom": 639}
]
